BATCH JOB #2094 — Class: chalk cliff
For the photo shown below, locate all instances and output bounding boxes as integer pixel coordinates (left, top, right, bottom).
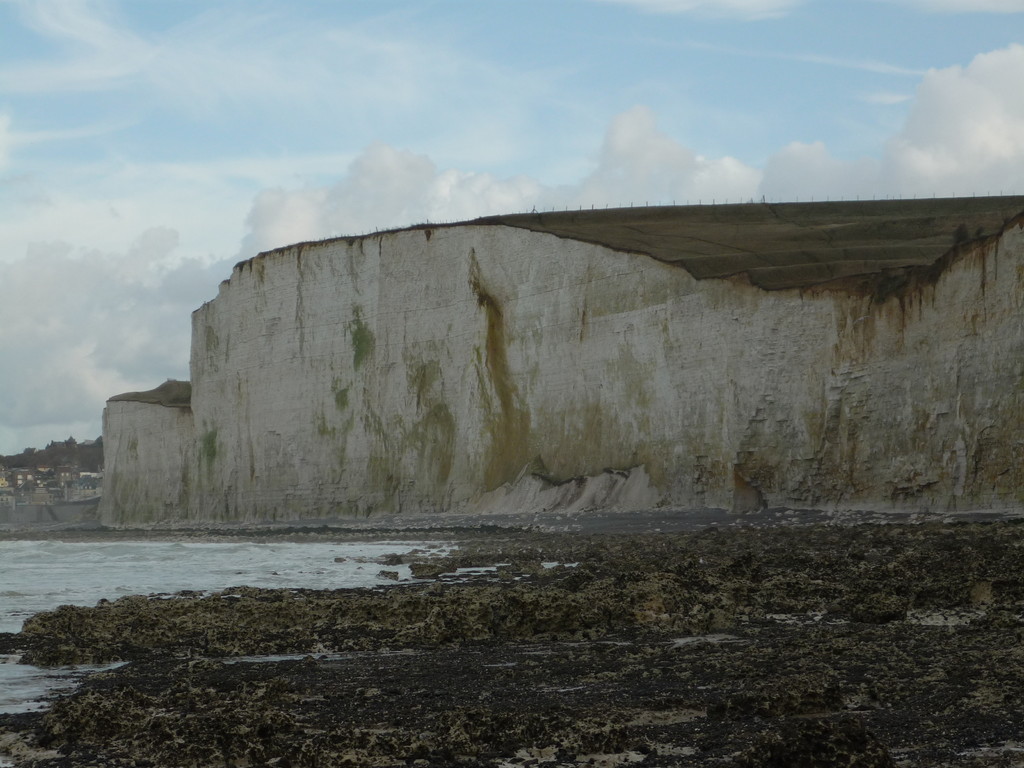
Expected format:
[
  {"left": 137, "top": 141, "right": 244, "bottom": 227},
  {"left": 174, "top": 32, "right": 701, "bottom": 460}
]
[{"left": 100, "top": 198, "right": 1024, "bottom": 525}]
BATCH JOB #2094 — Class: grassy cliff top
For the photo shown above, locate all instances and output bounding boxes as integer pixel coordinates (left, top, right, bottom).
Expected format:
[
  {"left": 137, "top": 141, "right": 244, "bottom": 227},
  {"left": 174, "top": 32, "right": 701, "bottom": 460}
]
[
  {"left": 108, "top": 379, "right": 192, "bottom": 408},
  {"left": 478, "top": 196, "right": 1024, "bottom": 290}
]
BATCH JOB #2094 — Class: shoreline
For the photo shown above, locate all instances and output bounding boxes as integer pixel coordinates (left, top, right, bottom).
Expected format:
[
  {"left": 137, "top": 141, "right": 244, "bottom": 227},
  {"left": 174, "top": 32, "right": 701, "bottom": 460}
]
[
  {"left": 3, "top": 519, "right": 1024, "bottom": 766},
  {"left": 3, "top": 504, "right": 1024, "bottom": 543}
]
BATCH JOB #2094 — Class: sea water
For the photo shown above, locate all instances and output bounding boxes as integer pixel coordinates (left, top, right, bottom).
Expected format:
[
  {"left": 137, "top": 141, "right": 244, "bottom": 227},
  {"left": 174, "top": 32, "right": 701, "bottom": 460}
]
[{"left": 0, "top": 538, "right": 450, "bottom": 719}]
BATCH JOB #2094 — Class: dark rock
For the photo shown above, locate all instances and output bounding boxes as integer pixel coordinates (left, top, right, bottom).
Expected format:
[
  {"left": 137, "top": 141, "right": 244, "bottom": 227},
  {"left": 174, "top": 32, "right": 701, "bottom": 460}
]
[
  {"left": 738, "top": 717, "right": 895, "bottom": 768},
  {"left": 5, "top": 522, "right": 1024, "bottom": 766}
]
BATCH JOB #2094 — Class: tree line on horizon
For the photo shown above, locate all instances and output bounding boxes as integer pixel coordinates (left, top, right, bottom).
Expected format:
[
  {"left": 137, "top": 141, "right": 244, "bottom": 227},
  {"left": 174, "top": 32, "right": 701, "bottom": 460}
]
[{"left": 1, "top": 437, "right": 103, "bottom": 473}]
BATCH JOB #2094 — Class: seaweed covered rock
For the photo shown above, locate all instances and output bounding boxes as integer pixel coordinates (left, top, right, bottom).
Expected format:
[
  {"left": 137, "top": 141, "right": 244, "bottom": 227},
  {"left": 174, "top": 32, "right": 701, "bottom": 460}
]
[
  {"left": 737, "top": 717, "right": 895, "bottom": 768},
  {"left": 8, "top": 522, "right": 1024, "bottom": 767},
  {"left": 21, "top": 523, "right": 1024, "bottom": 667}
]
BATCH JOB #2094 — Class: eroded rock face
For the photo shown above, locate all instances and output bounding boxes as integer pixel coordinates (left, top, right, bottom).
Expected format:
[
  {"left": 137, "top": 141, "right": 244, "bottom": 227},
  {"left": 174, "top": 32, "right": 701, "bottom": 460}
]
[
  {"left": 101, "top": 201, "right": 1024, "bottom": 525},
  {"left": 7, "top": 522, "right": 1024, "bottom": 767}
]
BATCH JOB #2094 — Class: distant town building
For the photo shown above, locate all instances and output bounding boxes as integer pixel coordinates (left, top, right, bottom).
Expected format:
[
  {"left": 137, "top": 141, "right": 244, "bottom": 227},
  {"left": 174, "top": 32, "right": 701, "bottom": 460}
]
[{"left": 12, "top": 469, "right": 34, "bottom": 489}]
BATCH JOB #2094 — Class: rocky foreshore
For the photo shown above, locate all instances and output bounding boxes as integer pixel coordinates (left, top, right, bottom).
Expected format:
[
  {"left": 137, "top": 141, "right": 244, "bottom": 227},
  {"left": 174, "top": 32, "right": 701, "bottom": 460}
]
[{"left": 3, "top": 521, "right": 1024, "bottom": 766}]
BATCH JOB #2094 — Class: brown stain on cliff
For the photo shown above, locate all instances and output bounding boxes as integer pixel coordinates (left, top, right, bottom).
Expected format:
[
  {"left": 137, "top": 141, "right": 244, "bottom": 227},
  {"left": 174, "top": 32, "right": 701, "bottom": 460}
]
[
  {"left": 468, "top": 249, "right": 531, "bottom": 490},
  {"left": 405, "top": 359, "right": 456, "bottom": 487},
  {"left": 805, "top": 214, "right": 1024, "bottom": 317}
]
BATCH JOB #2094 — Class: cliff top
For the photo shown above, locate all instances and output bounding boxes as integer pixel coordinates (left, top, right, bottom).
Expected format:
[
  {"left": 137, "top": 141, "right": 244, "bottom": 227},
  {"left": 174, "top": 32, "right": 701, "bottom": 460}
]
[
  {"left": 477, "top": 196, "right": 1024, "bottom": 290},
  {"left": 239, "top": 196, "right": 1024, "bottom": 291},
  {"left": 108, "top": 379, "right": 192, "bottom": 408}
]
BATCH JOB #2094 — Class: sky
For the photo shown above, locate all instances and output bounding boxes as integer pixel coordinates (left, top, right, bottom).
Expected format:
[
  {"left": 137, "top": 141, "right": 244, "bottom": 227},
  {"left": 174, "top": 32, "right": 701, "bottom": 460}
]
[{"left": 1, "top": 0, "right": 1023, "bottom": 455}]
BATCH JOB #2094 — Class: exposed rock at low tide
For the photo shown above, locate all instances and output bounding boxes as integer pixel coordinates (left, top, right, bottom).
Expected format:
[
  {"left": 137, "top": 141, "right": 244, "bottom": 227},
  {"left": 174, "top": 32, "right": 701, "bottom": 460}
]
[{"left": 4, "top": 521, "right": 1024, "bottom": 766}]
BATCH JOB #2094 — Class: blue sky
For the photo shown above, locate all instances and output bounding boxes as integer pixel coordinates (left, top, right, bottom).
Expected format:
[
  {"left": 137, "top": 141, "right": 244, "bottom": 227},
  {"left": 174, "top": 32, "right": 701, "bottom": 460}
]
[{"left": 1, "top": 0, "right": 1023, "bottom": 454}]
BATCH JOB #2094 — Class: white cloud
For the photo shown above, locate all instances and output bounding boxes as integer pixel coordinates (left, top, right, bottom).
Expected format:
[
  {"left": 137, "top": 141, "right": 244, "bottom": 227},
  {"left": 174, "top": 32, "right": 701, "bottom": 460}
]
[
  {"left": 0, "top": 0, "right": 339, "bottom": 109},
  {"left": 760, "top": 44, "right": 1024, "bottom": 199},
  {"left": 0, "top": 156, "right": 267, "bottom": 271},
  {"left": 682, "top": 39, "right": 927, "bottom": 77},
  {"left": 0, "top": 110, "right": 135, "bottom": 177},
  {"left": 319, "top": 143, "right": 545, "bottom": 233},
  {"left": 882, "top": 44, "right": 1024, "bottom": 193},
  {"left": 238, "top": 107, "right": 762, "bottom": 256},
  {"left": 242, "top": 186, "right": 330, "bottom": 255},
  {"left": 241, "top": 142, "right": 548, "bottom": 255},
  {"left": 861, "top": 91, "right": 913, "bottom": 105},
  {"left": 0, "top": 113, "right": 10, "bottom": 169},
  {"left": 575, "top": 106, "right": 760, "bottom": 205},
  {"left": 0, "top": 0, "right": 550, "bottom": 155},
  {"left": 0, "top": 232, "right": 231, "bottom": 450},
  {"left": 0, "top": 0, "right": 151, "bottom": 92},
  {"left": 759, "top": 141, "right": 879, "bottom": 201},
  {"left": 789, "top": 53, "right": 924, "bottom": 77},
  {"left": 878, "top": 0, "right": 1024, "bottom": 12},
  {"left": 590, "top": 0, "right": 804, "bottom": 19}
]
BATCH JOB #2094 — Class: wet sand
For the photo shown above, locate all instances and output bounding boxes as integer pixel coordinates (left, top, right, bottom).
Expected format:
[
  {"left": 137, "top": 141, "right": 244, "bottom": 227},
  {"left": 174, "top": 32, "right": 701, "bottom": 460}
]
[{"left": 2, "top": 515, "right": 1024, "bottom": 766}]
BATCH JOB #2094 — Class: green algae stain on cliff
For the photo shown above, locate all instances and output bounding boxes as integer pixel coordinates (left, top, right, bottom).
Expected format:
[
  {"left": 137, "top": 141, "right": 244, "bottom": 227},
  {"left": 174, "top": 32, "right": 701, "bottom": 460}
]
[
  {"left": 348, "top": 307, "right": 375, "bottom": 370},
  {"left": 314, "top": 410, "right": 335, "bottom": 438},
  {"left": 408, "top": 403, "right": 456, "bottom": 486},
  {"left": 401, "top": 357, "right": 457, "bottom": 488},
  {"left": 468, "top": 250, "right": 531, "bottom": 490},
  {"left": 332, "top": 378, "right": 350, "bottom": 411},
  {"left": 408, "top": 359, "right": 442, "bottom": 409},
  {"left": 107, "top": 473, "right": 147, "bottom": 525},
  {"left": 362, "top": 406, "right": 400, "bottom": 509},
  {"left": 199, "top": 428, "right": 218, "bottom": 474},
  {"left": 322, "top": 378, "right": 356, "bottom": 481}
]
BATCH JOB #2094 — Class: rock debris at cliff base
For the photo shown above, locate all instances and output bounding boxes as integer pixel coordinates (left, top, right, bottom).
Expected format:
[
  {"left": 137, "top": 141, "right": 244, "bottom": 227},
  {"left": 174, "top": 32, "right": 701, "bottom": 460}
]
[{"left": 4, "top": 521, "right": 1024, "bottom": 767}]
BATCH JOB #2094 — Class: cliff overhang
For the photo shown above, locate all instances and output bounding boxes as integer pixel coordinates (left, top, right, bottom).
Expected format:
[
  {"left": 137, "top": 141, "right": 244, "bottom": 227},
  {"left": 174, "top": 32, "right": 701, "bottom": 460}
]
[{"left": 108, "top": 380, "right": 192, "bottom": 409}]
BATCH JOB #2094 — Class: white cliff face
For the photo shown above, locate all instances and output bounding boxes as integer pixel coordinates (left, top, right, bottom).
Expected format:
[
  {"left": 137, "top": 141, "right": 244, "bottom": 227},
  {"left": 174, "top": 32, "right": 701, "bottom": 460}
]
[
  {"left": 102, "top": 400, "right": 195, "bottom": 525},
  {"left": 101, "top": 215, "right": 1024, "bottom": 524}
]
